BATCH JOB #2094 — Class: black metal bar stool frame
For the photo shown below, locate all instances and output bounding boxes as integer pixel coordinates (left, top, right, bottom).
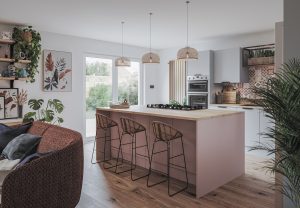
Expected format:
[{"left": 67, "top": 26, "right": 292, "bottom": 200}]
[
  {"left": 147, "top": 121, "right": 189, "bottom": 197},
  {"left": 91, "top": 113, "right": 124, "bottom": 171},
  {"left": 115, "top": 117, "right": 151, "bottom": 181}
]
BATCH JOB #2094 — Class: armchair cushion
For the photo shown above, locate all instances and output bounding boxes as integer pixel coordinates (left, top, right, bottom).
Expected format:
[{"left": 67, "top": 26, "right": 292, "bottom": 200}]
[
  {"left": 2, "top": 133, "right": 41, "bottom": 160},
  {"left": 0, "top": 123, "right": 32, "bottom": 152}
]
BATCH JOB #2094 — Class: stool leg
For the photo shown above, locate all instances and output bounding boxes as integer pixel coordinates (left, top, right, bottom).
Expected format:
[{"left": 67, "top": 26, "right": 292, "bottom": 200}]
[
  {"left": 91, "top": 128, "right": 107, "bottom": 164},
  {"left": 147, "top": 140, "right": 168, "bottom": 187},
  {"left": 168, "top": 137, "right": 189, "bottom": 197}
]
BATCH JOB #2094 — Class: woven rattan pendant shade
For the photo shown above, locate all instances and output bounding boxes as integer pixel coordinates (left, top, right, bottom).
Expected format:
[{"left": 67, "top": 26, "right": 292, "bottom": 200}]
[
  {"left": 177, "top": 1, "right": 198, "bottom": 60},
  {"left": 142, "top": 12, "right": 160, "bottom": 64},
  {"left": 142, "top": 52, "right": 160, "bottom": 64},
  {"left": 116, "top": 21, "right": 131, "bottom": 67}
]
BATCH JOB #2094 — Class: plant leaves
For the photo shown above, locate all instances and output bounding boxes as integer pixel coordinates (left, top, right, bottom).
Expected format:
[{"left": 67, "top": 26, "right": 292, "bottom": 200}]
[{"left": 28, "top": 99, "right": 44, "bottom": 110}]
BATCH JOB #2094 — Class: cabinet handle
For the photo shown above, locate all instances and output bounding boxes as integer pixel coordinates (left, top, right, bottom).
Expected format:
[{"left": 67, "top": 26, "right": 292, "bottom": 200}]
[
  {"left": 242, "top": 107, "right": 254, "bottom": 110},
  {"left": 218, "top": 106, "right": 227, "bottom": 108}
]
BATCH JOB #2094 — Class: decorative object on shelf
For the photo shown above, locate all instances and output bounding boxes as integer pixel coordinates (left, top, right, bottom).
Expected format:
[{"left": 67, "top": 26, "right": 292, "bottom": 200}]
[
  {"left": 43, "top": 50, "right": 72, "bottom": 92},
  {"left": 12, "top": 26, "right": 41, "bottom": 83},
  {"left": 13, "top": 89, "right": 27, "bottom": 118},
  {"left": 0, "top": 88, "right": 18, "bottom": 119},
  {"left": 244, "top": 44, "right": 275, "bottom": 66},
  {"left": 23, "top": 99, "right": 64, "bottom": 125},
  {"left": 177, "top": 1, "right": 198, "bottom": 60},
  {"left": 2, "top": 65, "right": 15, "bottom": 77},
  {"left": 115, "top": 21, "right": 131, "bottom": 67},
  {"left": 142, "top": 12, "right": 160, "bottom": 64},
  {"left": 0, "top": 96, "right": 4, "bottom": 119},
  {"left": 16, "top": 68, "right": 29, "bottom": 78},
  {"left": 0, "top": 31, "right": 12, "bottom": 40},
  {"left": 251, "top": 58, "right": 300, "bottom": 207}
]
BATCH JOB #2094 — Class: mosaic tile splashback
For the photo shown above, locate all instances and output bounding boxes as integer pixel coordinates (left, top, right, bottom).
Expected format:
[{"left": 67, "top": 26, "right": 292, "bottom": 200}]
[{"left": 234, "top": 65, "right": 275, "bottom": 99}]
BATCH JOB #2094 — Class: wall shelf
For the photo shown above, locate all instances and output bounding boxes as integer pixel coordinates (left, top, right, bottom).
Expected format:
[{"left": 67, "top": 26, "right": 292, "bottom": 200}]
[
  {"left": 0, "top": 39, "right": 15, "bottom": 45},
  {"left": 0, "top": 58, "right": 15, "bottom": 63},
  {"left": 18, "top": 60, "right": 31, "bottom": 64}
]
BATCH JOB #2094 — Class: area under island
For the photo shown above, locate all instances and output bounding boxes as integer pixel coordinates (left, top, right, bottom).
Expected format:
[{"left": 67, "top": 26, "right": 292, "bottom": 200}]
[{"left": 96, "top": 106, "right": 245, "bottom": 198}]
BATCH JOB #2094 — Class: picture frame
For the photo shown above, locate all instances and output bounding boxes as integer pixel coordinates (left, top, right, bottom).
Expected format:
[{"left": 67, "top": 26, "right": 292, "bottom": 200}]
[
  {"left": 0, "top": 88, "right": 19, "bottom": 119},
  {"left": 0, "top": 96, "right": 5, "bottom": 120},
  {"left": 43, "top": 50, "right": 72, "bottom": 92}
]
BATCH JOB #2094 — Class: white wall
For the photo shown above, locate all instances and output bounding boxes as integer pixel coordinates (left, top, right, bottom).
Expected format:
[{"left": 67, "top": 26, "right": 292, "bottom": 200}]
[
  {"left": 0, "top": 27, "right": 157, "bottom": 135},
  {"left": 157, "top": 30, "right": 275, "bottom": 103}
]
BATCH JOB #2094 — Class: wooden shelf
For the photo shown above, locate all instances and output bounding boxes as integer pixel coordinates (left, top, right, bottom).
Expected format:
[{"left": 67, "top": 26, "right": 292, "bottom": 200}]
[
  {"left": 248, "top": 63, "right": 275, "bottom": 67},
  {"left": 0, "top": 77, "right": 30, "bottom": 81},
  {"left": 18, "top": 60, "right": 31, "bottom": 64},
  {"left": 0, "top": 58, "right": 15, "bottom": 63},
  {"left": 0, "top": 39, "right": 15, "bottom": 45}
]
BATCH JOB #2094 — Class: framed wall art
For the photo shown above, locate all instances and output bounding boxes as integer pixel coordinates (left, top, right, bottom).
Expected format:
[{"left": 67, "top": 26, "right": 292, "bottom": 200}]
[
  {"left": 43, "top": 50, "right": 72, "bottom": 92},
  {"left": 0, "top": 96, "right": 5, "bottom": 120},
  {"left": 0, "top": 88, "right": 19, "bottom": 119}
]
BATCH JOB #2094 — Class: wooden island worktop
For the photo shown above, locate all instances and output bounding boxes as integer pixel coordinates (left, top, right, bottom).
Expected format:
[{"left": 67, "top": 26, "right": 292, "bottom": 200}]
[{"left": 96, "top": 106, "right": 245, "bottom": 198}]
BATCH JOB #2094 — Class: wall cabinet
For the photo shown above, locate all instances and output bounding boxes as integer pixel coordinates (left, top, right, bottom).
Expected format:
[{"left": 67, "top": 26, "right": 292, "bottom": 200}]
[{"left": 213, "top": 48, "right": 248, "bottom": 83}]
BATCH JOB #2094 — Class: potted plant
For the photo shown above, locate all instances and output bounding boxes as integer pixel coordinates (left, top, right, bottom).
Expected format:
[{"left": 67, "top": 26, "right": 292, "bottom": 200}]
[
  {"left": 252, "top": 58, "right": 300, "bottom": 207},
  {"left": 12, "top": 26, "right": 42, "bottom": 82}
]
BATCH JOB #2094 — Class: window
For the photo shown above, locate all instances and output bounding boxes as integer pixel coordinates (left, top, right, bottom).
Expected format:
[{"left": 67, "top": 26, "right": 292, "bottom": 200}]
[
  {"left": 118, "top": 62, "right": 140, "bottom": 105},
  {"left": 85, "top": 57, "right": 112, "bottom": 137}
]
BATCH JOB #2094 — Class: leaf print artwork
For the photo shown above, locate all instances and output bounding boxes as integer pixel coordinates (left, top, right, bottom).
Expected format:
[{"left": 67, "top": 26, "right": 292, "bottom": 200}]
[
  {"left": 45, "top": 52, "right": 54, "bottom": 71},
  {"left": 0, "top": 88, "right": 19, "bottom": 119},
  {"left": 43, "top": 50, "right": 72, "bottom": 92}
]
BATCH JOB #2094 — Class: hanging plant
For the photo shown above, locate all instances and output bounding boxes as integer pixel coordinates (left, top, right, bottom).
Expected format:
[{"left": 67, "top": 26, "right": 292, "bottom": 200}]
[{"left": 12, "top": 26, "right": 42, "bottom": 83}]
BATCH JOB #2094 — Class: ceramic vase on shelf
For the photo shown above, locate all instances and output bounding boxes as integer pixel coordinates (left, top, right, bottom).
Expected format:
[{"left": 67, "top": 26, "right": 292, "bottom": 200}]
[{"left": 18, "top": 105, "right": 23, "bottom": 119}]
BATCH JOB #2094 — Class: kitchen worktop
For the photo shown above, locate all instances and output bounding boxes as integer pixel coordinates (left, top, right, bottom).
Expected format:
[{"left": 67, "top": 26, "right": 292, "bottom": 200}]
[
  {"left": 209, "top": 104, "right": 263, "bottom": 109},
  {"left": 97, "top": 105, "right": 243, "bottom": 121}
]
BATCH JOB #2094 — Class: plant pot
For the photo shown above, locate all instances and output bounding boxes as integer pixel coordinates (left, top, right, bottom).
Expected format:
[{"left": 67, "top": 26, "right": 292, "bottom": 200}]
[
  {"left": 22, "top": 31, "right": 32, "bottom": 43},
  {"left": 18, "top": 105, "right": 23, "bottom": 118}
]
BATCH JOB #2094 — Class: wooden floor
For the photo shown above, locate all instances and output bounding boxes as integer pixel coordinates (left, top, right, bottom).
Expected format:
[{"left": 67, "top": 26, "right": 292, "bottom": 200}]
[{"left": 77, "top": 142, "right": 275, "bottom": 208}]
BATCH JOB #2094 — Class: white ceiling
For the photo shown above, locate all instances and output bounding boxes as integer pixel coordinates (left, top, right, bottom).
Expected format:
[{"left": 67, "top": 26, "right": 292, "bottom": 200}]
[{"left": 0, "top": 0, "right": 283, "bottom": 50}]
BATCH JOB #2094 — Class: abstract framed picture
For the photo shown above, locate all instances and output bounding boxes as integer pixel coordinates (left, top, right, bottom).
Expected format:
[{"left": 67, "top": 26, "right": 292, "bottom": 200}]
[
  {"left": 43, "top": 50, "right": 72, "bottom": 92},
  {"left": 0, "top": 88, "right": 18, "bottom": 119},
  {"left": 0, "top": 96, "right": 5, "bottom": 120}
]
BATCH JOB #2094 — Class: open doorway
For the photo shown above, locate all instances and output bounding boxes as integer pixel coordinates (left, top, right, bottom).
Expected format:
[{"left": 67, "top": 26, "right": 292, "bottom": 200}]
[{"left": 85, "top": 56, "right": 113, "bottom": 139}]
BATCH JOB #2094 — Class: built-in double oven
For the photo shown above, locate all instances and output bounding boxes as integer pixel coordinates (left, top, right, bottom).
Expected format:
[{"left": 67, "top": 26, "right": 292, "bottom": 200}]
[{"left": 187, "top": 75, "right": 209, "bottom": 109}]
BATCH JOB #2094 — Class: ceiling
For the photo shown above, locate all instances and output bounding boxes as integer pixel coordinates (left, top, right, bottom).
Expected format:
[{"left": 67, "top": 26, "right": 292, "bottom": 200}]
[{"left": 0, "top": 0, "right": 283, "bottom": 50}]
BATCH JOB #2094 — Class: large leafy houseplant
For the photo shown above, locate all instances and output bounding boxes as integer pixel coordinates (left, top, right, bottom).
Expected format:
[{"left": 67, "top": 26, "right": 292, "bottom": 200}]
[
  {"left": 252, "top": 58, "right": 300, "bottom": 207},
  {"left": 12, "top": 26, "right": 42, "bottom": 83},
  {"left": 23, "top": 99, "right": 64, "bottom": 125}
]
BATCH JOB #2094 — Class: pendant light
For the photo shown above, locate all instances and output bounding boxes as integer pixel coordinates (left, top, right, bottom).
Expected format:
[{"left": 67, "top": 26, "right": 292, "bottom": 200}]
[
  {"left": 115, "top": 21, "right": 131, "bottom": 67},
  {"left": 177, "top": 1, "right": 198, "bottom": 60},
  {"left": 142, "top": 12, "right": 160, "bottom": 64}
]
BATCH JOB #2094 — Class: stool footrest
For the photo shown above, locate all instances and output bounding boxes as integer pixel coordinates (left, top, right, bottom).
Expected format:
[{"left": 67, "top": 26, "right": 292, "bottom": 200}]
[
  {"left": 136, "top": 153, "right": 149, "bottom": 158},
  {"left": 152, "top": 149, "right": 167, "bottom": 155},
  {"left": 169, "top": 153, "right": 184, "bottom": 159},
  {"left": 133, "top": 144, "right": 148, "bottom": 149},
  {"left": 169, "top": 163, "right": 185, "bottom": 169}
]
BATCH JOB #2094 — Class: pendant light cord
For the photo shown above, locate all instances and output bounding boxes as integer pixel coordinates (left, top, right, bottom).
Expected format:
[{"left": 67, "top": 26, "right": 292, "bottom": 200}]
[
  {"left": 149, "top": 12, "right": 152, "bottom": 54},
  {"left": 121, "top": 21, "right": 124, "bottom": 57},
  {"left": 186, "top": 1, "right": 190, "bottom": 48}
]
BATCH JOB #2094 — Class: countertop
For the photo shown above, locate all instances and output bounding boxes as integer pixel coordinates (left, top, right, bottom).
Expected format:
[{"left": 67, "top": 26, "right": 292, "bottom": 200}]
[
  {"left": 97, "top": 105, "right": 243, "bottom": 121},
  {"left": 209, "top": 104, "right": 263, "bottom": 110}
]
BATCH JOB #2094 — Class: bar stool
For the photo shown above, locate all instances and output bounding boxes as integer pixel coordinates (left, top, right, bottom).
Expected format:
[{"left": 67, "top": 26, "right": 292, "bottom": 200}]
[
  {"left": 115, "top": 117, "right": 150, "bottom": 181},
  {"left": 91, "top": 113, "right": 123, "bottom": 170},
  {"left": 147, "top": 121, "right": 188, "bottom": 197}
]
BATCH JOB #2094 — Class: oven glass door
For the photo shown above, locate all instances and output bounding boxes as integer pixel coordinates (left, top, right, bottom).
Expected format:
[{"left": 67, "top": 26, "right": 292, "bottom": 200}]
[
  {"left": 188, "top": 80, "right": 208, "bottom": 93},
  {"left": 188, "top": 94, "right": 208, "bottom": 109}
]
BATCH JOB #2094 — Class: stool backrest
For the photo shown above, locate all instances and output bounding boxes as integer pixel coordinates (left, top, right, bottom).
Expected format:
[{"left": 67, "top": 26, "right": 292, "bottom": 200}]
[
  {"left": 152, "top": 121, "right": 183, "bottom": 142},
  {"left": 120, "top": 117, "right": 146, "bottom": 134},
  {"left": 96, "top": 113, "right": 117, "bottom": 129}
]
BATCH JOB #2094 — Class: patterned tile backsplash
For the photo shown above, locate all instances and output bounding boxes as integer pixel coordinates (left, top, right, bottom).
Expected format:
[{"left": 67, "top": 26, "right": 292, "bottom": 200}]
[{"left": 234, "top": 65, "right": 275, "bottom": 99}]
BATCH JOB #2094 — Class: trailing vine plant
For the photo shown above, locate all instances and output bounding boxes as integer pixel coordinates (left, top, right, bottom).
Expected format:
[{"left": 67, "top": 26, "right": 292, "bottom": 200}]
[{"left": 12, "top": 26, "right": 41, "bottom": 82}]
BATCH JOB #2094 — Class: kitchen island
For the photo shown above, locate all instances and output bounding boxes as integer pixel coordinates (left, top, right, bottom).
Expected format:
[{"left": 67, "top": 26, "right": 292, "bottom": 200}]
[{"left": 96, "top": 106, "right": 245, "bottom": 198}]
